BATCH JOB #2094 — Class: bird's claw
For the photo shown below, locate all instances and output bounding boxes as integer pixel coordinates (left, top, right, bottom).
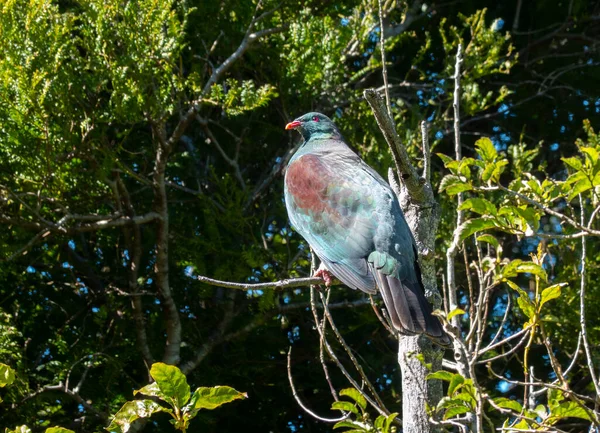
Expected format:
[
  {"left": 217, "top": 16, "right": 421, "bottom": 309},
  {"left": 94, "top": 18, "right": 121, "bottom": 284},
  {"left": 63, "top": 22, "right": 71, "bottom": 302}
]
[{"left": 314, "top": 264, "right": 334, "bottom": 287}]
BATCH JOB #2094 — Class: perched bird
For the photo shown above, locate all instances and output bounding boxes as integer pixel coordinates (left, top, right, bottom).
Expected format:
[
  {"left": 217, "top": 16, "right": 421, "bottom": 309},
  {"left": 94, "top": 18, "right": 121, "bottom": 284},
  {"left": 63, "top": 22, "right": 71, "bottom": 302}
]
[{"left": 284, "top": 112, "right": 449, "bottom": 345}]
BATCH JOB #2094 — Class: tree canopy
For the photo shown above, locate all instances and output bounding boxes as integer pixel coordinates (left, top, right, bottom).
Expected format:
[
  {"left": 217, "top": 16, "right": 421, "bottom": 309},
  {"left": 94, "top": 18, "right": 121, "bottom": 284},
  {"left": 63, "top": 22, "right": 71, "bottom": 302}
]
[{"left": 0, "top": 0, "right": 599, "bottom": 432}]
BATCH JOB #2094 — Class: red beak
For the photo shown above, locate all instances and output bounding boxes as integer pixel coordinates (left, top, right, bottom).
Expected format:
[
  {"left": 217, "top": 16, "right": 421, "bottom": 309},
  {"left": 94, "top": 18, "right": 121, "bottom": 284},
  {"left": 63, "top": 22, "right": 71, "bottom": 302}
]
[{"left": 285, "top": 120, "right": 302, "bottom": 130}]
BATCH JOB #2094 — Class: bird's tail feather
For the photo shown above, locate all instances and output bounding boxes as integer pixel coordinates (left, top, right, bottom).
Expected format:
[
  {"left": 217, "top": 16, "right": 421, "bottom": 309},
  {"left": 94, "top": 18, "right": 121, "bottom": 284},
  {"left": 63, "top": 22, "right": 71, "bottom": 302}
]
[{"left": 370, "top": 266, "right": 451, "bottom": 347}]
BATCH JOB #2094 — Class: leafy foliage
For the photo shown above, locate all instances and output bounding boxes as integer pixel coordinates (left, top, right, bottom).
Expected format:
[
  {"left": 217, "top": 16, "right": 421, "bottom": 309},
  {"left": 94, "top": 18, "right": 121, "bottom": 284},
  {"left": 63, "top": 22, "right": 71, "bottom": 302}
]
[{"left": 108, "top": 363, "right": 246, "bottom": 433}]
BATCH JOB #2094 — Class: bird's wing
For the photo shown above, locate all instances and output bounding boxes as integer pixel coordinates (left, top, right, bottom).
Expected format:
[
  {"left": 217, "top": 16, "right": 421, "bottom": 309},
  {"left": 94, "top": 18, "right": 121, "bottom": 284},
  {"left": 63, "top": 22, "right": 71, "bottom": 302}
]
[{"left": 284, "top": 150, "right": 384, "bottom": 293}]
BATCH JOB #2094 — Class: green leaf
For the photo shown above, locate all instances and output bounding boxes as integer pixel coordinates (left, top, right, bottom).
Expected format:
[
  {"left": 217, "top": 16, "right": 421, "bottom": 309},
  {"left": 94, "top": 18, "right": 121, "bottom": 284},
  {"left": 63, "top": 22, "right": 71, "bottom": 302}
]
[
  {"left": 540, "top": 284, "right": 564, "bottom": 308},
  {"left": 106, "top": 400, "right": 170, "bottom": 433},
  {"left": 187, "top": 386, "right": 247, "bottom": 410},
  {"left": 444, "top": 404, "right": 470, "bottom": 420},
  {"left": 493, "top": 397, "right": 522, "bottom": 412},
  {"left": 5, "top": 427, "right": 32, "bottom": 433},
  {"left": 331, "top": 401, "right": 359, "bottom": 415},
  {"left": 514, "top": 262, "right": 547, "bottom": 282},
  {"left": 562, "top": 156, "right": 583, "bottom": 171},
  {"left": 458, "top": 198, "right": 497, "bottom": 216},
  {"left": 439, "top": 174, "right": 466, "bottom": 193},
  {"left": 568, "top": 178, "right": 592, "bottom": 201},
  {"left": 581, "top": 146, "right": 599, "bottom": 165},
  {"left": 549, "top": 401, "right": 592, "bottom": 421},
  {"left": 446, "top": 182, "right": 473, "bottom": 196},
  {"left": 333, "top": 420, "right": 366, "bottom": 430},
  {"left": 339, "top": 388, "right": 367, "bottom": 411},
  {"left": 0, "top": 363, "right": 15, "bottom": 388},
  {"left": 476, "top": 234, "right": 499, "bottom": 248},
  {"left": 45, "top": 428, "right": 75, "bottom": 433},
  {"left": 150, "top": 362, "right": 190, "bottom": 408},
  {"left": 457, "top": 218, "right": 498, "bottom": 242},
  {"left": 448, "top": 374, "right": 465, "bottom": 395},
  {"left": 475, "top": 137, "right": 497, "bottom": 162},
  {"left": 427, "top": 371, "right": 454, "bottom": 382},
  {"left": 437, "top": 153, "right": 454, "bottom": 166},
  {"left": 383, "top": 413, "right": 398, "bottom": 432},
  {"left": 504, "top": 280, "right": 535, "bottom": 319},
  {"left": 548, "top": 388, "right": 565, "bottom": 408},
  {"left": 134, "top": 382, "right": 163, "bottom": 399},
  {"left": 447, "top": 308, "right": 466, "bottom": 321}
]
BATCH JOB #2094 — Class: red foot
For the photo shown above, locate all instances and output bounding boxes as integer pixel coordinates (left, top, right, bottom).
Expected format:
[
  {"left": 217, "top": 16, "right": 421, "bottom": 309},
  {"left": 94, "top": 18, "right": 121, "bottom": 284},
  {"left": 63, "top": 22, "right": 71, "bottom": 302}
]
[{"left": 314, "top": 264, "right": 334, "bottom": 287}]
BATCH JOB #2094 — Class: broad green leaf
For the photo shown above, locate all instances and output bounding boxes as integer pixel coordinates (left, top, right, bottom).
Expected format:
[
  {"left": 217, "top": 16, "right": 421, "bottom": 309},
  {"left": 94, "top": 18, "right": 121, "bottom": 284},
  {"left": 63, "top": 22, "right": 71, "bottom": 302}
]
[
  {"left": 45, "top": 428, "right": 75, "bottom": 433},
  {"left": 562, "top": 156, "right": 583, "bottom": 171},
  {"left": 437, "top": 153, "right": 454, "bottom": 166},
  {"left": 501, "top": 259, "right": 547, "bottom": 282},
  {"left": 331, "top": 400, "right": 359, "bottom": 415},
  {"left": 493, "top": 397, "right": 522, "bottom": 412},
  {"left": 339, "top": 388, "right": 367, "bottom": 411},
  {"left": 383, "top": 413, "right": 399, "bottom": 432},
  {"left": 333, "top": 420, "right": 366, "bottom": 430},
  {"left": 150, "top": 362, "right": 190, "bottom": 408},
  {"left": 540, "top": 284, "right": 564, "bottom": 308},
  {"left": 511, "top": 419, "right": 531, "bottom": 429},
  {"left": 456, "top": 218, "right": 498, "bottom": 242},
  {"left": 448, "top": 374, "right": 464, "bottom": 395},
  {"left": 439, "top": 174, "right": 463, "bottom": 193},
  {"left": 476, "top": 234, "right": 499, "bottom": 248},
  {"left": 187, "top": 386, "right": 247, "bottom": 410},
  {"left": 548, "top": 388, "right": 565, "bottom": 408},
  {"left": 581, "top": 146, "right": 599, "bottom": 165},
  {"left": 549, "top": 401, "right": 592, "bottom": 422},
  {"left": 134, "top": 382, "right": 163, "bottom": 399},
  {"left": 106, "top": 400, "right": 170, "bottom": 433},
  {"left": 514, "top": 262, "right": 547, "bottom": 282},
  {"left": 568, "top": 178, "right": 592, "bottom": 201},
  {"left": 454, "top": 391, "right": 476, "bottom": 406},
  {"left": 0, "top": 364, "right": 15, "bottom": 388},
  {"left": 447, "top": 308, "right": 466, "bottom": 321},
  {"left": 5, "top": 427, "right": 32, "bottom": 433},
  {"left": 446, "top": 182, "right": 473, "bottom": 196},
  {"left": 427, "top": 371, "right": 454, "bottom": 382},
  {"left": 444, "top": 404, "right": 470, "bottom": 420},
  {"left": 475, "top": 137, "right": 497, "bottom": 162},
  {"left": 504, "top": 280, "right": 535, "bottom": 319},
  {"left": 458, "top": 198, "right": 497, "bottom": 216},
  {"left": 534, "top": 404, "right": 548, "bottom": 419}
]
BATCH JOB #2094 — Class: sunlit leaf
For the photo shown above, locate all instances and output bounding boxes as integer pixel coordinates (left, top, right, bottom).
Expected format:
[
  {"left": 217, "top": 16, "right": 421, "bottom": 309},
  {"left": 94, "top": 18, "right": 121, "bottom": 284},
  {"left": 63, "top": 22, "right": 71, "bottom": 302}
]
[
  {"left": 187, "top": 386, "right": 247, "bottom": 410},
  {"left": 339, "top": 388, "right": 367, "bottom": 411},
  {"left": 150, "top": 362, "right": 190, "bottom": 408},
  {"left": 458, "top": 197, "right": 497, "bottom": 216},
  {"left": 0, "top": 363, "right": 15, "bottom": 388},
  {"left": 447, "top": 308, "right": 466, "bottom": 321},
  {"left": 106, "top": 400, "right": 170, "bottom": 433}
]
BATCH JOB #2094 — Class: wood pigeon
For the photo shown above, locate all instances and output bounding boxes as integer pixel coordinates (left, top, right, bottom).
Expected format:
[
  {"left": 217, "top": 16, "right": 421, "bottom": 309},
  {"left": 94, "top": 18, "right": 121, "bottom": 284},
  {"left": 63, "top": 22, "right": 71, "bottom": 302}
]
[{"left": 284, "top": 112, "right": 449, "bottom": 345}]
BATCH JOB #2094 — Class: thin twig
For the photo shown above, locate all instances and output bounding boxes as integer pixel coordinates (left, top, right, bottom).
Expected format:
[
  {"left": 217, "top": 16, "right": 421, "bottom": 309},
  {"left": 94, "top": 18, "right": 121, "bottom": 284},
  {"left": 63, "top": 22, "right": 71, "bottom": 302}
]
[
  {"left": 446, "top": 43, "right": 465, "bottom": 337},
  {"left": 377, "top": 0, "right": 391, "bottom": 117},
  {"left": 421, "top": 121, "right": 431, "bottom": 183},
  {"left": 287, "top": 347, "right": 350, "bottom": 423},
  {"left": 319, "top": 289, "right": 388, "bottom": 412},
  {"left": 197, "top": 275, "right": 324, "bottom": 291},
  {"left": 578, "top": 195, "right": 600, "bottom": 397}
]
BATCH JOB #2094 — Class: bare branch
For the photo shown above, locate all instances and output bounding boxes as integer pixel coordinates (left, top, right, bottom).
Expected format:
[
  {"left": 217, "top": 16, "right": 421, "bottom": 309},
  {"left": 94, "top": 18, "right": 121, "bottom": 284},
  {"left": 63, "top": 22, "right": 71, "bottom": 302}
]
[
  {"left": 197, "top": 275, "right": 324, "bottom": 291},
  {"left": 319, "top": 289, "right": 389, "bottom": 412},
  {"left": 363, "top": 89, "right": 431, "bottom": 203},
  {"left": 287, "top": 347, "right": 350, "bottom": 423},
  {"left": 152, "top": 124, "right": 182, "bottom": 365},
  {"left": 578, "top": 195, "right": 600, "bottom": 397},
  {"left": 446, "top": 43, "right": 465, "bottom": 336},
  {"left": 377, "top": 0, "right": 391, "bottom": 118},
  {"left": 421, "top": 121, "right": 431, "bottom": 184}
]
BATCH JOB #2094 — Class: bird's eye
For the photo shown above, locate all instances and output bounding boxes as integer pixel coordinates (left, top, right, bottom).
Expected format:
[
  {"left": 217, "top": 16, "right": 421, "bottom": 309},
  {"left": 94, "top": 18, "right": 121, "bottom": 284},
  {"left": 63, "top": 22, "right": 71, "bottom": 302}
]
[{"left": 312, "top": 116, "right": 319, "bottom": 122}]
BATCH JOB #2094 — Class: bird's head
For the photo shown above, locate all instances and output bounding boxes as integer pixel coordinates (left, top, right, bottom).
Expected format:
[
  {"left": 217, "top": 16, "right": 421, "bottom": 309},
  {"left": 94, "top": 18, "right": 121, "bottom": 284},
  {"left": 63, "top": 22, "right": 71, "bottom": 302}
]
[{"left": 285, "top": 112, "right": 341, "bottom": 142}]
